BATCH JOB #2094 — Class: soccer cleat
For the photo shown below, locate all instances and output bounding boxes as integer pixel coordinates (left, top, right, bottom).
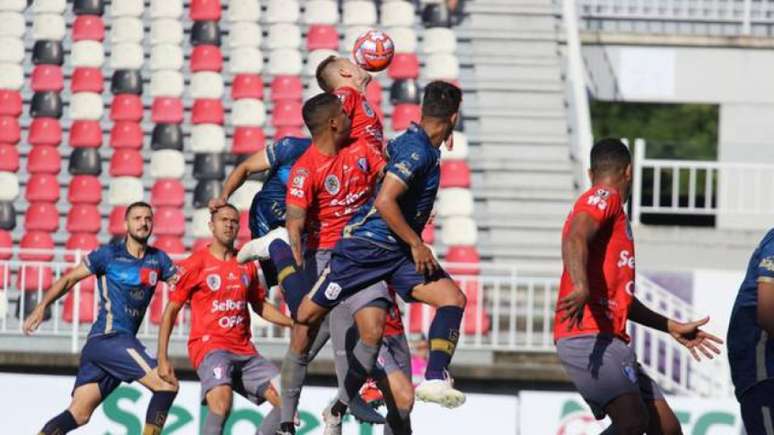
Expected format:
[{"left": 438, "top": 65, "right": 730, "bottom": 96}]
[
  {"left": 360, "top": 379, "right": 385, "bottom": 409},
  {"left": 237, "top": 227, "right": 289, "bottom": 263},
  {"left": 415, "top": 375, "right": 466, "bottom": 409},
  {"left": 321, "top": 405, "right": 343, "bottom": 435},
  {"left": 349, "top": 394, "right": 386, "bottom": 424}
]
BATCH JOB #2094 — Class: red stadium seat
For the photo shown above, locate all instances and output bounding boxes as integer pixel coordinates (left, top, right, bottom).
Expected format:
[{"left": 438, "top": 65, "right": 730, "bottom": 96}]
[
  {"left": 0, "top": 90, "right": 22, "bottom": 116},
  {"left": 68, "top": 175, "right": 102, "bottom": 205},
  {"left": 17, "top": 265, "right": 54, "bottom": 292},
  {"left": 0, "top": 116, "right": 21, "bottom": 144},
  {"left": 27, "top": 145, "right": 61, "bottom": 174},
  {"left": 109, "top": 207, "right": 127, "bottom": 236},
  {"left": 151, "top": 97, "right": 184, "bottom": 124},
  {"left": 388, "top": 53, "right": 420, "bottom": 80},
  {"left": 110, "top": 94, "right": 143, "bottom": 122},
  {"left": 110, "top": 121, "right": 143, "bottom": 149},
  {"left": 307, "top": 25, "right": 339, "bottom": 50},
  {"left": 391, "top": 104, "right": 421, "bottom": 131},
  {"left": 440, "top": 160, "right": 471, "bottom": 188},
  {"left": 154, "top": 236, "right": 186, "bottom": 256},
  {"left": 25, "top": 202, "right": 59, "bottom": 232},
  {"left": 190, "top": 45, "right": 223, "bottom": 72},
  {"left": 421, "top": 223, "right": 434, "bottom": 244},
  {"left": 190, "top": 0, "right": 221, "bottom": 21},
  {"left": 109, "top": 149, "right": 144, "bottom": 177},
  {"left": 445, "top": 245, "right": 480, "bottom": 275},
  {"left": 154, "top": 208, "right": 185, "bottom": 236},
  {"left": 31, "top": 65, "right": 64, "bottom": 92},
  {"left": 65, "top": 233, "right": 100, "bottom": 262},
  {"left": 272, "top": 100, "right": 303, "bottom": 127},
  {"left": 232, "top": 127, "right": 266, "bottom": 154},
  {"left": 273, "top": 126, "right": 304, "bottom": 139},
  {"left": 232, "top": 74, "right": 264, "bottom": 100},
  {"left": 72, "top": 14, "right": 105, "bottom": 41},
  {"left": 0, "top": 230, "right": 12, "bottom": 260},
  {"left": 463, "top": 303, "right": 491, "bottom": 336},
  {"left": 191, "top": 238, "right": 211, "bottom": 252},
  {"left": 0, "top": 144, "right": 19, "bottom": 172},
  {"left": 192, "top": 99, "right": 225, "bottom": 125},
  {"left": 28, "top": 117, "right": 62, "bottom": 146},
  {"left": 69, "top": 120, "right": 103, "bottom": 148},
  {"left": 62, "top": 284, "right": 96, "bottom": 324},
  {"left": 151, "top": 179, "right": 185, "bottom": 208},
  {"left": 71, "top": 67, "right": 104, "bottom": 93},
  {"left": 66, "top": 205, "right": 101, "bottom": 234},
  {"left": 20, "top": 231, "right": 55, "bottom": 261},
  {"left": 366, "top": 80, "right": 382, "bottom": 105},
  {"left": 26, "top": 174, "right": 60, "bottom": 203},
  {"left": 271, "top": 76, "right": 303, "bottom": 101}
]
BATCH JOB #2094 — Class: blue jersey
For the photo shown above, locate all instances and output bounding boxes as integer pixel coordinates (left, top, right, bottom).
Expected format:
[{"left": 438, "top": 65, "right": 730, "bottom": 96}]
[
  {"left": 249, "top": 137, "right": 312, "bottom": 237},
  {"left": 84, "top": 242, "right": 176, "bottom": 338},
  {"left": 343, "top": 123, "right": 440, "bottom": 250}
]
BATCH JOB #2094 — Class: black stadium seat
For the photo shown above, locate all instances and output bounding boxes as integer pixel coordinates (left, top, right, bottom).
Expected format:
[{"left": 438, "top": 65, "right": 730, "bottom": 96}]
[
  {"left": 74, "top": 0, "right": 105, "bottom": 16},
  {"left": 191, "top": 21, "right": 221, "bottom": 46},
  {"left": 0, "top": 201, "right": 16, "bottom": 231},
  {"left": 151, "top": 124, "right": 184, "bottom": 151},
  {"left": 32, "top": 41, "right": 64, "bottom": 66},
  {"left": 30, "top": 91, "right": 63, "bottom": 119},
  {"left": 422, "top": 3, "right": 450, "bottom": 28},
  {"left": 390, "top": 79, "right": 421, "bottom": 105},
  {"left": 68, "top": 148, "right": 102, "bottom": 176},
  {"left": 193, "top": 153, "right": 225, "bottom": 180},
  {"left": 111, "top": 70, "right": 143, "bottom": 95},
  {"left": 193, "top": 180, "right": 223, "bottom": 209}
]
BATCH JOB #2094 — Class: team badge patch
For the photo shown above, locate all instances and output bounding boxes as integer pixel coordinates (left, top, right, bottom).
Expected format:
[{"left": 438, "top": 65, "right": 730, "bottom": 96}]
[
  {"left": 213, "top": 366, "right": 223, "bottom": 380},
  {"left": 206, "top": 274, "right": 221, "bottom": 291},
  {"left": 623, "top": 365, "right": 638, "bottom": 384},
  {"left": 241, "top": 273, "right": 250, "bottom": 287},
  {"left": 362, "top": 100, "right": 374, "bottom": 118},
  {"left": 357, "top": 157, "right": 368, "bottom": 173},
  {"left": 324, "top": 175, "right": 340, "bottom": 195},
  {"left": 324, "top": 282, "right": 342, "bottom": 300}
]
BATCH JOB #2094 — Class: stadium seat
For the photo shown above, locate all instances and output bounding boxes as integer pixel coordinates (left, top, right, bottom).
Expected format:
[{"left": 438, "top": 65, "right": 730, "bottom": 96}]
[
  {"left": 66, "top": 205, "right": 100, "bottom": 233},
  {"left": 154, "top": 235, "right": 186, "bottom": 256},
  {"left": 71, "top": 67, "right": 104, "bottom": 93},
  {"left": 151, "top": 179, "right": 185, "bottom": 207},
  {"left": 0, "top": 117, "right": 20, "bottom": 143},
  {"left": 303, "top": 0, "right": 338, "bottom": 24},
  {"left": 150, "top": 97, "right": 183, "bottom": 124},
  {"left": 62, "top": 283, "right": 96, "bottom": 324},
  {"left": 381, "top": 1, "right": 414, "bottom": 27},
  {"left": 190, "top": 72, "right": 224, "bottom": 99},
  {"left": 445, "top": 245, "right": 481, "bottom": 275},
  {"left": 388, "top": 53, "right": 419, "bottom": 79},
  {"left": 441, "top": 216, "right": 477, "bottom": 246},
  {"left": 437, "top": 187, "right": 473, "bottom": 217},
  {"left": 191, "top": 124, "right": 225, "bottom": 153},
  {"left": 109, "top": 43, "right": 144, "bottom": 70},
  {"left": 70, "top": 120, "right": 103, "bottom": 148},
  {"left": 108, "top": 177, "right": 144, "bottom": 206},
  {"left": 229, "top": 22, "right": 262, "bottom": 48},
  {"left": 391, "top": 104, "right": 421, "bottom": 131},
  {"left": 442, "top": 131, "right": 469, "bottom": 160},
  {"left": 303, "top": 77, "right": 324, "bottom": 101},
  {"left": 268, "top": 49, "right": 303, "bottom": 75},
  {"left": 28, "top": 117, "right": 62, "bottom": 146},
  {"left": 227, "top": 0, "right": 261, "bottom": 22},
  {"left": 25, "top": 174, "right": 59, "bottom": 203},
  {"left": 150, "top": 71, "right": 184, "bottom": 98},
  {"left": 0, "top": 172, "right": 18, "bottom": 201},
  {"left": 193, "top": 153, "right": 225, "bottom": 180},
  {"left": 366, "top": 80, "right": 383, "bottom": 105},
  {"left": 306, "top": 25, "right": 338, "bottom": 51},
  {"left": 151, "top": 124, "right": 184, "bottom": 151},
  {"left": 74, "top": 0, "right": 104, "bottom": 15},
  {"left": 70, "top": 92, "right": 104, "bottom": 120},
  {"left": 110, "top": 0, "right": 143, "bottom": 17},
  {"left": 232, "top": 127, "right": 266, "bottom": 154},
  {"left": 191, "top": 45, "right": 223, "bottom": 72},
  {"left": 190, "top": 20, "right": 221, "bottom": 46},
  {"left": 109, "top": 149, "right": 144, "bottom": 177},
  {"left": 151, "top": 18, "right": 183, "bottom": 45},
  {"left": 33, "top": 0, "right": 66, "bottom": 14},
  {"left": 389, "top": 79, "right": 420, "bottom": 104},
  {"left": 273, "top": 126, "right": 305, "bottom": 140},
  {"left": 24, "top": 202, "right": 59, "bottom": 232},
  {"left": 343, "top": 1, "right": 377, "bottom": 26},
  {"left": 440, "top": 160, "right": 471, "bottom": 188},
  {"left": 0, "top": 145, "right": 19, "bottom": 172},
  {"left": 32, "top": 40, "right": 64, "bottom": 65},
  {"left": 110, "top": 121, "right": 143, "bottom": 149},
  {"left": 110, "top": 94, "right": 143, "bottom": 121},
  {"left": 30, "top": 65, "right": 63, "bottom": 92},
  {"left": 422, "top": 223, "right": 435, "bottom": 244},
  {"left": 305, "top": 49, "right": 339, "bottom": 76},
  {"left": 149, "top": 150, "right": 186, "bottom": 179},
  {"left": 229, "top": 47, "right": 264, "bottom": 74},
  {"left": 190, "top": 0, "right": 221, "bottom": 20},
  {"left": 267, "top": 23, "right": 302, "bottom": 50},
  {"left": 271, "top": 75, "right": 302, "bottom": 101},
  {"left": 70, "top": 40, "right": 102, "bottom": 67},
  {"left": 266, "top": 0, "right": 299, "bottom": 24},
  {"left": 388, "top": 27, "right": 418, "bottom": 53},
  {"left": 232, "top": 74, "right": 264, "bottom": 100},
  {"left": 150, "top": 44, "right": 184, "bottom": 71},
  {"left": 192, "top": 99, "right": 224, "bottom": 125},
  {"left": 231, "top": 180, "right": 262, "bottom": 211},
  {"left": 422, "top": 27, "right": 456, "bottom": 54},
  {"left": 272, "top": 100, "right": 303, "bottom": 127},
  {"left": 191, "top": 208, "right": 212, "bottom": 238},
  {"left": 19, "top": 231, "right": 55, "bottom": 261},
  {"left": 0, "top": 230, "right": 12, "bottom": 259},
  {"left": 65, "top": 233, "right": 100, "bottom": 262},
  {"left": 109, "top": 206, "right": 127, "bottom": 235},
  {"left": 110, "top": 69, "right": 143, "bottom": 95},
  {"left": 32, "top": 13, "right": 66, "bottom": 41},
  {"left": 68, "top": 148, "right": 102, "bottom": 175},
  {"left": 343, "top": 26, "right": 369, "bottom": 52},
  {"left": 193, "top": 180, "right": 223, "bottom": 208},
  {"left": 232, "top": 99, "right": 266, "bottom": 127},
  {"left": 30, "top": 91, "right": 63, "bottom": 119},
  {"left": 154, "top": 207, "right": 185, "bottom": 236},
  {"left": 0, "top": 0, "right": 26, "bottom": 12},
  {"left": 0, "top": 11, "right": 23, "bottom": 38},
  {"left": 150, "top": 0, "right": 182, "bottom": 18},
  {"left": 68, "top": 175, "right": 102, "bottom": 204},
  {"left": 422, "top": 3, "right": 451, "bottom": 28},
  {"left": 17, "top": 265, "right": 54, "bottom": 292},
  {"left": 0, "top": 63, "right": 22, "bottom": 90},
  {"left": 0, "top": 201, "right": 14, "bottom": 230},
  {"left": 424, "top": 54, "right": 460, "bottom": 81},
  {"left": 111, "top": 17, "right": 143, "bottom": 44},
  {"left": 0, "top": 36, "right": 23, "bottom": 64},
  {"left": 27, "top": 145, "right": 61, "bottom": 174}
]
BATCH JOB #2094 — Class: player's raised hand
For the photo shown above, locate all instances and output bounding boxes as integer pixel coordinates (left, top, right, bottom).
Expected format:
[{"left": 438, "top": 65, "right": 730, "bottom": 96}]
[
  {"left": 668, "top": 316, "right": 724, "bottom": 362},
  {"left": 158, "top": 357, "right": 177, "bottom": 384},
  {"left": 411, "top": 242, "right": 439, "bottom": 276},
  {"left": 208, "top": 197, "right": 227, "bottom": 213},
  {"left": 23, "top": 304, "right": 46, "bottom": 335},
  {"left": 557, "top": 287, "right": 590, "bottom": 330}
]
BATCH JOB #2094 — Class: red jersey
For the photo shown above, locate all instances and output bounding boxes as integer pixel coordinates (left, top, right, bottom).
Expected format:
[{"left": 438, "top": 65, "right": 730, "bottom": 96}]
[
  {"left": 384, "top": 288, "right": 405, "bottom": 337},
  {"left": 170, "top": 247, "right": 265, "bottom": 368},
  {"left": 286, "top": 137, "right": 385, "bottom": 250},
  {"left": 335, "top": 86, "right": 384, "bottom": 152},
  {"left": 553, "top": 185, "right": 635, "bottom": 343}
]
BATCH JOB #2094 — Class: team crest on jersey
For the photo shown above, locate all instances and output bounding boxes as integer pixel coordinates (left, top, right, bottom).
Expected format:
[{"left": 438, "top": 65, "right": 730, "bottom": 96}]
[
  {"left": 761, "top": 256, "right": 774, "bottom": 272},
  {"left": 411, "top": 152, "right": 420, "bottom": 161},
  {"left": 362, "top": 100, "right": 375, "bottom": 118},
  {"left": 213, "top": 366, "right": 223, "bottom": 380},
  {"left": 324, "top": 175, "right": 341, "bottom": 195},
  {"left": 357, "top": 158, "right": 368, "bottom": 173},
  {"left": 241, "top": 273, "right": 250, "bottom": 287},
  {"left": 623, "top": 365, "right": 638, "bottom": 384},
  {"left": 206, "top": 274, "right": 221, "bottom": 291}
]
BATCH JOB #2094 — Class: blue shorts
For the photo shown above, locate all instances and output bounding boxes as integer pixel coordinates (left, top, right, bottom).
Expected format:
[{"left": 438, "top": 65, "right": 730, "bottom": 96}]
[
  {"left": 309, "top": 238, "right": 449, "bottom": 309},
  {"left": 248, "top": 197, "right": 284, "bottom": 239},
  {"left": 73, "top": 333, "right": 157, "bottom": 398},
  {"left": 739, "top": 379, "right": 774, "bottom": 434}
]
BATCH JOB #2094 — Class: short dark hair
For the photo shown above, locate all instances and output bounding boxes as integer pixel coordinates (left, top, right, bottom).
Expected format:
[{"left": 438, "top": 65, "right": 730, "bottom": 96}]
[
  {"left": 210, "top": 203, "right": 239, "bottom": 221},
  {"left": 590, "top": 138, "right": 632, "bottom": 174},
  {"left": 302, "top": 92, "right": 341, "bottom": 134},
  {"left": 315, "top": 55, "right": 338, "bottom": 93},
  {"left": 124, "top": 201, "right": 152, "bottom": 219},
  {"left": 421, "top": 81, "right": 462, "bottom": 119}
]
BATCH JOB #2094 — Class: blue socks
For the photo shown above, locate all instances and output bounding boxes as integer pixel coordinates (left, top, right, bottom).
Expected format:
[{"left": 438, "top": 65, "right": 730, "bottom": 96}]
[
  {"left": 145, "top": 390, "right": 177, "bottom": 433},
  {"left": 40, "top": 410, "right": 79, "bottom": 434},
  {"left": 270, "top": 240, "right": 311, "bottom": 316},
  {"left": 426, "top": 306, "right": 464, "bottom": 380}
]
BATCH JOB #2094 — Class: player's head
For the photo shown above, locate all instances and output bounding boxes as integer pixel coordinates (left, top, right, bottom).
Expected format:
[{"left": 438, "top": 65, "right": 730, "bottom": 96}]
[
  {"left": 315, "top": 55, "right": 370, "bottom": 93},
  {"left": 209, "top": 203, "right": 240, "bottom": 249},
  {"left": 303, "top": 92, "right": 352, "bottom": 144},
  {"left": 589, "top": 138, "right": 633, "bottom": 189},
  {"left": 124, "top": 201, "right": 153, "bottom": 244},
  {"left": 420, "top": 81, "right": 462, "bottom": 146}
]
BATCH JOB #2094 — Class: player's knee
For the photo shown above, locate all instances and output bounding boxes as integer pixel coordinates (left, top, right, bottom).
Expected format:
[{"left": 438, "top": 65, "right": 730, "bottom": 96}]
[
  {"left": 395, "top": 388, "right": 414, "bottom": 411},
  {"left": 67, "top": 407, "right": 92, "bottom": 426},
  {"left": 207, "top": 396, "right": 232, "bottom": 416},
  {"left": 359, "top": 322, "right": 384, "bottom": 345}
]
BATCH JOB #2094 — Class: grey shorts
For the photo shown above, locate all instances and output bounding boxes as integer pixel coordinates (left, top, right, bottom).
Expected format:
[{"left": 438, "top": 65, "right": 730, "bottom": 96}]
[
  {"left": 196, "top": 350, "right": 280, "bottom": 406},
  {"left": 305, "top": 249, "right": 390, "bottom": 313},
  {"left": 556, "top": 334, "right": 665, "bottom": 419},
  {"left": 377, "top": 333, "right": 412, "bottom": 377}
]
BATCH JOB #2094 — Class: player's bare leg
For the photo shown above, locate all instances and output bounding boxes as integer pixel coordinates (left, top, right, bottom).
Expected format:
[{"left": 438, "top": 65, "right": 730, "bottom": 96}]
[
  {"left": 604, "top": 392, "right": 650, "bottom": 435},
  {"left": 378, "top": 368, "right": 414, "bottom": 435},
  {"left": 645, "top": 399, "right": 682, "bottom": 435},
  {"left": 137, "top": 368, "right": 179, "bottom": 435},
  {"left": 203, "top": 384, "right": 233, "bottom": 435}
]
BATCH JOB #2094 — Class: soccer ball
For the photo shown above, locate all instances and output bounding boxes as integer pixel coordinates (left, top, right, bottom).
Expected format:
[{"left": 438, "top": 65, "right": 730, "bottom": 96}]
[{"left": 352, "top": 29, "right": 395, "bottom": 72}]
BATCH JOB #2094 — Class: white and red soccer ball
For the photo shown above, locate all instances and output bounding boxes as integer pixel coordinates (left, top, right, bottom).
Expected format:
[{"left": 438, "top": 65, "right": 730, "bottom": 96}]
[{"left": 352, "top": 29, "right": 394, "bottom": 72}]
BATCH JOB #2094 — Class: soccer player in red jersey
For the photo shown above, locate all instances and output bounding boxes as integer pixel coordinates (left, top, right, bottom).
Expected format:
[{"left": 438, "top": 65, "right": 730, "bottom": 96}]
[
  {"left": 156, "top": 204, "right": 292, "bottom": 435},
  {"left": 555, "top": 138, "right": 723, "bottom": 435}
]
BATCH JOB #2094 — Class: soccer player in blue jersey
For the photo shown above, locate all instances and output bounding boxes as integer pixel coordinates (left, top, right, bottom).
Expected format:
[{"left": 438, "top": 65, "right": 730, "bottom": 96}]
[
  {"left": 23, "top": 202, "right": 180, "bottom": 435},
  {"left": 729, "top": 229, "right": 774, "bottom": 433}
]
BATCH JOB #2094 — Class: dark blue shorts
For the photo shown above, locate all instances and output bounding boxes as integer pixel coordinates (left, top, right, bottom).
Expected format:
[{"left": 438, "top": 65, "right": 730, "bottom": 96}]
[
  {"left": 739, "top": 378, "right": 774, "bottom": 434},
  {"left": 248, "top": 198, "right": 284, "bottom": 239},
  {"left": 309, "top": 238, "right": 449, "bottom": 309},
  {"left": 73, "top": 333, "right": 157, "bottom": 398}
]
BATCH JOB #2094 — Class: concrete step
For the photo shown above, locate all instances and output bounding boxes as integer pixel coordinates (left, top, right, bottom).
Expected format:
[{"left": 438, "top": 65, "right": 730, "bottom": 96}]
[
  {"left": 480, "top": 117, "right": 568, "bottom": 135},
  {"left": 473, "top": 131, "right": 569, "bottom": 145},
  {"left": 467, "top": 3, "right": 556, "bottom": 15},
  {"left": 473, "top": 79, "right": 563, "bottom": 93},
  {"left": 475, "top": 64, "right": 563, "bottom": 82},
  {"left": 470, "top": 157, "right": 572, "bottom": 172},
  {"left": 472, "top": 40, "right": 558, "bottom": 57},
  {"left": 483, "top": 199, "right": 572, "bottom": 217},
  {"left": 465, "top": 106, "right": 565, "bottom": 119},
  {"left": 473, "top": 212, "right": 567, "bottom": 230},
  {"left": 482, "top": 228, "right": 562, "bottom": 246},
  {"left": 473, "top": 143, "right": 572, "bottom": 161},
  {"left": 469, "top": 54, "right": 561, "bottom": 67},
  {"left": 473, "top": 187, "right": 575, "bottom": 202},
  {"left": 474, "top": 91, "right": 566, "bottom": 110},
  {"left": 474, "top": 169, "right": 574, "bottom": 187},
  {"left": 468, "top": 13, "right": 557, "bottom": 33},
  {"left": 460, "top": 28, "right": 558, "bottom": 41}
]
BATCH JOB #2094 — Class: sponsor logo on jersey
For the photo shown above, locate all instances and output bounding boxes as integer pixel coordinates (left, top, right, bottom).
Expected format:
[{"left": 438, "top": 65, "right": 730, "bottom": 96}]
[
  {"left": 292, "top": 175, "right": 305, "bottom": 188},
  {"left": 617, "top": 250, "right": 635, "bottom": 269},
  {"left": 227, "top": 272, "right": 237, "bottom": 281},
  {"left": 625, "top": 280, "right": 635, "bottom": 296},
  {"left": 206, "top": 274, "right": 221, "bottom": 291},
  {"left": 324, "top": 282, "right": 342, "bottom": 300},
  {"left": 760, "top": 256, "right": 774, "bottom": 272},
  {"left": 129, "top": 288, "right": 145, "bottom": 301},
  {"left": 324, "top": 175, "right": 341, "bottom": 195},
  {"left": 394, "top": 161, "right": 412, "bottom": 178},
  {"left": 290, "top": 188, "right": 304, "bottom": 198},
  {"left": 587, "top": 189, "right": 609, "bottom": 210}
]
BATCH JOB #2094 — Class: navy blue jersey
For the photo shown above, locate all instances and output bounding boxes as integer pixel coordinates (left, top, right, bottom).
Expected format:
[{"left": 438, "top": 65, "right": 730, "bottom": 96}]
[
  {"left": 84, "top": 242, "right": 176, "bottom": 338},
  {"left": 342, "top": 123, "right": 440, "bottom": 250}
]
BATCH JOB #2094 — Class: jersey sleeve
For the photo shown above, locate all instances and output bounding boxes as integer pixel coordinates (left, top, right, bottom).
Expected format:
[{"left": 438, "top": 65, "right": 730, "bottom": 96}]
[
  {"left": 334, "top": 87, "right": 358, "bottom": 120},
  {"left": 573, "top": 188, "right": 621, "bottom": 224},
  {"left": 246, "top": 263, "right": 266, "bottom": 306},
  {"left": 84, "top": 246, "right": 111, "bottom": 275},
  {"left": 385, "top": 144, "right": 429, "bottom": 186},
  {"left": 158, "top": 251, "right": 178, "bottom": 281},
  {"left": 264, "top": 138, "right": 283, "bottom": 171},
  {"left": 758, "top": 240, "right": 774, "bottom": 283},
  {"left": 365, "top": 139, "right": 386, "bottom": 177},
  {"left": 285, "top": 159, "right": 315, "bottom": 210},
  {"left": 169, "top": 255, "right": 199, "bottom": 304}
]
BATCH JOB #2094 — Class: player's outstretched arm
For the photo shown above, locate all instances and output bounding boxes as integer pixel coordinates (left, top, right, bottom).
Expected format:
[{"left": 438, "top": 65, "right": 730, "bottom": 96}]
[
  {"left": 286, "top": 205, "right": 307, "bottom": 266},
  {"left": 252, "top": 299, "right": 293, "bottom": 328},
  {"left": 23, "top": 263, "right": 92, "bottom": 335},
  {"left": 210, "top": 149, "right": 270, "bottom": 212},
  {"left": 157, "top": 300, "right": 184, "bottom": 384},
  {"left": 557, "top": 213, "right": 599, "bottom": 329}
]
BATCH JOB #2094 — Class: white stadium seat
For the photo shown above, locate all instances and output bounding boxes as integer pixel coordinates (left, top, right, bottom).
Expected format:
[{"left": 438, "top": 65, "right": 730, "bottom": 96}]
[
  {"left": 110, "top": 43, "right": 144, "bottom": 70},
  {"left": 111, "top": 18, "right": 144, "bottom": 44},
  {"left": 32, "top": 0, "right": 65, "bottom": 14},
  {"left": 387, "top": 26, "right": 417, "bottom": 53},
  {"left": 150, "top": 71, "right": 184, "bottom": 97},
  {"left": 343, "top": 26, "right": 370, "bottom": 54},
  {"left": 190, "top": 72, "right": 224, "bottom": 99},
  {"left": 231, "top": 180, "right": 263, "bottom": 211},
  {"left": 228, "top": 0, "right": 261, "bottom": 22},
  {"left": 343, "top": 1, "right": 377, "bottom": 26},
  {"left": 191, "top": 208, "right": 212, "bottom": 239},
  {"left": 231, "top": 99, "right": 266, "bottom": 127},
  {"left": 304, "top": 78, "right": 324, "bottom": 100},
  {"left": 437, "top": 188, "right": 474, "bottom": 217},
  {"left": 229, "top": 22, "right": 262, "bottom": 48},
  {"left": 0, "top": 37, "right": 24, "bottom": 64},
  {"left": 268, "top": 49, "right": 303, "bottom": 75},
  {"left": 109, "top": 177, "right": 145, "bottom": 206},
  {"left": 441, "top": 216, "right": 478, "bottom": 246},
  {"left": 381, "top": 1, "right": 415, "bottom": 27},
  {"left": 267, "top": 23, "right": 302, "bottom": 50},
  {"left": 422, "top": 28, "right": 457, "bottom": 54},
  {"left": 0, "top": 63, "right": 22, "bottom": 90},
  {"left": 0, "top": 172, "right": 19, "bottom": 201},
  {"left": 0, "top": 12, "right": 24, "bottom": 38},
  {"left": 424, "top": 53, "right": 460, "bottom": 81},
  {"left": 70, "top": 93, "right": 104, "bottom": 120},
  {"left": 150, "top": 44, "right": 184, "bottom": 71},
  {"left": 191, "top": 124, "right": 226, "bottom": 153},
  {"left": 305, "top": 49, "right": 339, "bottom": 76},
  {"left": 266, "top": 0, "right": 299, "bottom": 24},
  {"left": 151, "top": 19, "right": 184, "bottom": 45},
  {"left": 303, "top": 0, "right": 339, "bottom": 25},
  {"left": 33, "top": 14, "right": 66, "bottom": 41},
  {"left": 150, "top": 0, "right": 182, "bottom": 18},
  {"left": 149, "top": 150, "right": 185, "bottom": 179},
  {"left": 71, "top": 41, "right": 104, "bottom": 67},
  {"left": 111, "top": 0, "right": 144, "bottom": 17},
  {"left": 0, "top": 0, "right": 26, "bottom": 12},
  {"left": 229, "top": 47, "right": 264, "bottom": 74},
  {"left": 441, "top": 131, "right": 469, "bottom": 160}
]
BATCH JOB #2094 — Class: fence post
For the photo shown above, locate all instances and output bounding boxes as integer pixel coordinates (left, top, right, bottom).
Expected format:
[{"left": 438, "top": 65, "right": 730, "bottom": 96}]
[
  {"left": 71, "top": 250, "right": 81, "bottom": 354},
  {"left": 742, "top": 0, "right": 753, "bottom": 35},
  {"left": 632, "top": 138, "right": 646, "bottom": 226}
]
